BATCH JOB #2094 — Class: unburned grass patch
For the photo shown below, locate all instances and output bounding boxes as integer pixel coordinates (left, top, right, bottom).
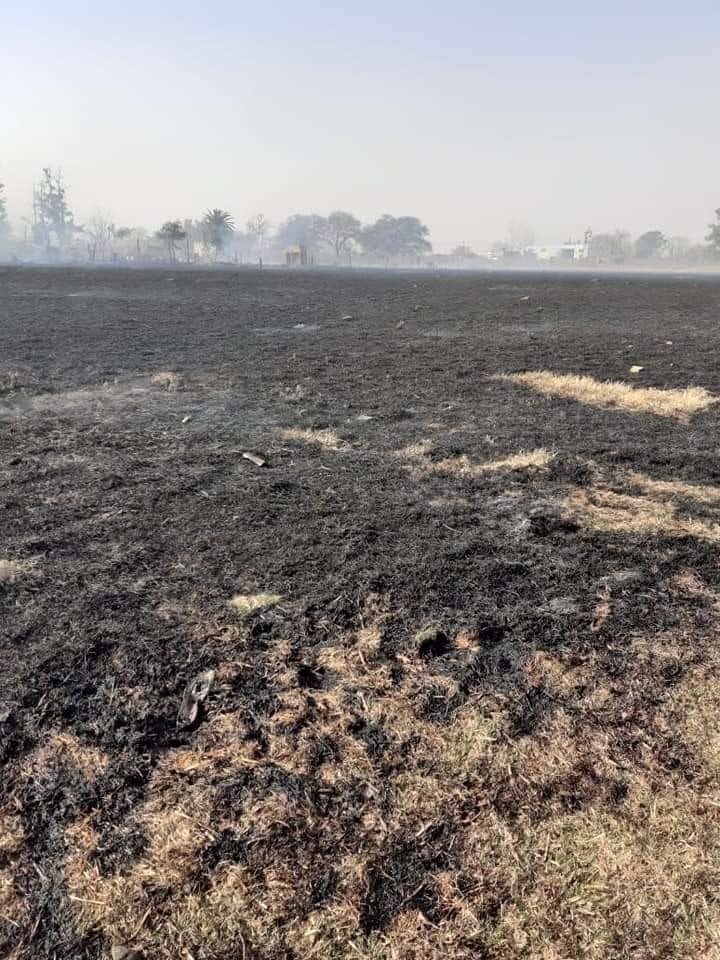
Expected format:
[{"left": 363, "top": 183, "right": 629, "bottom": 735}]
[
  {"left": 149, "top": 370, "right": 183, "bottom": 391},
  {"left": 21, "top": 732, "right": 109, "bottom": 783},
  {"left": 626, "top": 471, "right": 720, "bottom": 506},
  {"left": 563, "top": 487, "right": 720, "bottom": 543},
  {"left": 399, "top": 441, "right": 553, "bottom": 479},
  {"left": 499, "top": 370, "right": 716, "bottom": 420},
  {"left": 279, "top": 427, "right": 349, "bottom": 450},
  {"left": 229, "top": 591, "right": 282, "bottom": 615}
]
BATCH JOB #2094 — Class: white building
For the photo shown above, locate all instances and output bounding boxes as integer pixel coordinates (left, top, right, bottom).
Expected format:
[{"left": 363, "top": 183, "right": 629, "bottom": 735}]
[{"left": 529, "top": 243, "right": 589, "bottom": 261}]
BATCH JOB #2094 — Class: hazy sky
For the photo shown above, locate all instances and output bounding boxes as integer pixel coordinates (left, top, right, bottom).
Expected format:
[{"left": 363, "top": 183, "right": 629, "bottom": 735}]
[{"left": 4, "top": 1, "right": 720, "bottom": 251}]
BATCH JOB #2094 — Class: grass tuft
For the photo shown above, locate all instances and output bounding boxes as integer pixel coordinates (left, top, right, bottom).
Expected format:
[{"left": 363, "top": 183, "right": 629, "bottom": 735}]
[
  {"left": 229, "top": 592, "right": 282, "bottom": 615},
  {"left": 500, "top": 370, "right": 716, "bottom": 420}
]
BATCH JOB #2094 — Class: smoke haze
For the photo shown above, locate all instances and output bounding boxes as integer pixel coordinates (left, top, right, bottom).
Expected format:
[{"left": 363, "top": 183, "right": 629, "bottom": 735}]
[{"left": 4, "top": 0, "right": 720, "bottom": 251}]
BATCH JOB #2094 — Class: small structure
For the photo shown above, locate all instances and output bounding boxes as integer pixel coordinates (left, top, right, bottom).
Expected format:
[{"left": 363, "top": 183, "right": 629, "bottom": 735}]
[
  {"left": 529, "top": 242, "right": 589, "bottom": 262},
  {"left": 285, "top": 244, "right": 308, "bottom": 266}
]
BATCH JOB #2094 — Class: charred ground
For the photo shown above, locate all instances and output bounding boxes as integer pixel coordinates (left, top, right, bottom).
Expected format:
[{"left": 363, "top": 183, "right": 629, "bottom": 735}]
[{"left": 2, "top": 265, "right": 720, "bottom": 958}]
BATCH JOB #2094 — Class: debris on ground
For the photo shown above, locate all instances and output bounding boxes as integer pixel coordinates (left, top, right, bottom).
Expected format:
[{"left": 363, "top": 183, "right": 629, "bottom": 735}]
[
  {"left": 242, "top": 451, "right": 267, "bottom": 467},
  {"left": 177, "top": 669, "right": 215, "bottom": 726}
]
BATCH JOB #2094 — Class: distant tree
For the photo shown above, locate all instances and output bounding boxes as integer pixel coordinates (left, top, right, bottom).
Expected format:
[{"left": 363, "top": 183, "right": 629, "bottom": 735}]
[
  {"left": 706, "top": 209, "right": 720, "bottom": 253},
  {"left": 156, "top": 220, "right": 187, "bottom": 262},
  {"left": 33, "top": 168, "right": 78, "bottom": 254},
  {"left": 275, "top": 214, "right": 328, "bottom": 256},
  {"left": 85, "top": 213, "right": 115, "bottom": 261},
  {"left": 589, "top": 229, "right": 631, "bottom": 262},
  {"left": 686, "top": 243, "right": 714, "bottom": 264},
  {"left": 361, "top": 215, "right": 431, "bottom": 261},
  {"left": 666, "top": 235, "right": 691, "bottom": 259},
  {"left": 634, "top": 230, "right": 666, "bottom": 259},
  {"left": 246, "top": 214, "right": 268, "bottom": 257},
  {"left": 324, "top": 210, "right": 361, "bottom": 261},
  {"left": 202, "top": 208, "right": 234, "bottom": 260},
  {"left": 228, "top": 231, "right": 255, "bottom": 263},
  {"left": 452, "top": 243, "right": 476, "bottom": 257},
  {"left": 0, "top": 183, "right": 8, "bottom": 237},
  {"left": 181, "top": 219, "right": 204, "bottom": 262},
  {"left": 113, "top": 227, "right": 146, "bottom": 259}
]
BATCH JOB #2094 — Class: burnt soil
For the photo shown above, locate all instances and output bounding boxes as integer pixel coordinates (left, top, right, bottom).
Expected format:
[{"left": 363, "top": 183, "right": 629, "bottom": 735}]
[{"left": 2, "top": 265, "right": 720, "bottom": 959}]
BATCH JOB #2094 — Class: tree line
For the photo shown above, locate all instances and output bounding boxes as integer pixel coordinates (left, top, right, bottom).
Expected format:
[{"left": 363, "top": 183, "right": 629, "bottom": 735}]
[
  {"left": 0, "top": 169, "right": 431, "bottom": 264},
  {"left": 587, "top": 228, "right": 713, "bottom": 263},
  {"left": 147, "top": 210, "right": 432, "bottom": 263},
  {"left": 4, "top": 170, "right": 720, "bottom": 264}
]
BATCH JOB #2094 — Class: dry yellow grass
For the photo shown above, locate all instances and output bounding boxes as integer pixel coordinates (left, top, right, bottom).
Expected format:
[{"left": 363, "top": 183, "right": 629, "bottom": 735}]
[
  {"left": 500, "top": 370, "right": 716, "bottom": 420},
  {"left": 563, "top": 488, "right": 720, "bottom": 542},
  {"left": 399, "top": 442, "right": 553, "bottom": 478},
  {"left": 0, "top": 867, "right": 27, "bottom": 932},
  {"left": 64, "top": 776, "right": 216, "bottom": 941},
  {"left": 0, "top": 811, "right": 26, "bottom": 936},
  {"left": 59, "top": 613, "right": 720, "bottom": 960},
  {"left": 229, "top": 591, "right": 282, "bottom": 615},
  {"left": 149, "top": 370, "right": 182, "bottom": 391},
  {"left": 46, "top": 566, "right": 720, "bottom": 959},
  {"left": 280, "top": 427, "right": 348, "bottom": 450},
  {"left": 626, "top": 471, "right": 720, "bottom": 505},
  {"left": 21, "top": 732, "right": 109, "bottom": 782}
]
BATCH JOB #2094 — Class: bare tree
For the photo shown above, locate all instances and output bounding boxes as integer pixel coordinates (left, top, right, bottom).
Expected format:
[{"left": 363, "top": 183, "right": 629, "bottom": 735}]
[
  {"left": 246, "top": 214, "right": 268, "bottom": 258},
  {"left": 589, "top": 229, "right": 632, "bottom": 263},
  {"left": 85, "top": 213, "right": 115, "bottom": 262}
]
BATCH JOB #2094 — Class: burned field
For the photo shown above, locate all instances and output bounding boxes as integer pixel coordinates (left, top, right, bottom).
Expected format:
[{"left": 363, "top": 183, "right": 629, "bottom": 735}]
[{"left": 2, "top": 265, "right": 720, "bottom": 959}]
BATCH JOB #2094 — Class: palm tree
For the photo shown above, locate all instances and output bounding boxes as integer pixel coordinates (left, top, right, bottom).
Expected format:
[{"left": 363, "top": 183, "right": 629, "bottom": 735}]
[
  {"left": 156, "top": 220, "right": 187, "bottom": 262},
  {"left": 202, "top": 208, "right": 235, "bottom": 260}
]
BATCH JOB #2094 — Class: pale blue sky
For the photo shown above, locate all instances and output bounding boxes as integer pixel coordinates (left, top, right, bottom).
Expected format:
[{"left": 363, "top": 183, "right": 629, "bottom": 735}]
[{"left": 4, "top": 1, "right": 719, "bottom": 250}]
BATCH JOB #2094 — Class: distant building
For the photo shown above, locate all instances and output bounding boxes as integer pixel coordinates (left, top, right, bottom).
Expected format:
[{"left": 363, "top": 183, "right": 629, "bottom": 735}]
[{"left": 528, "top": 242, "right": 589, "bottom": 261}]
